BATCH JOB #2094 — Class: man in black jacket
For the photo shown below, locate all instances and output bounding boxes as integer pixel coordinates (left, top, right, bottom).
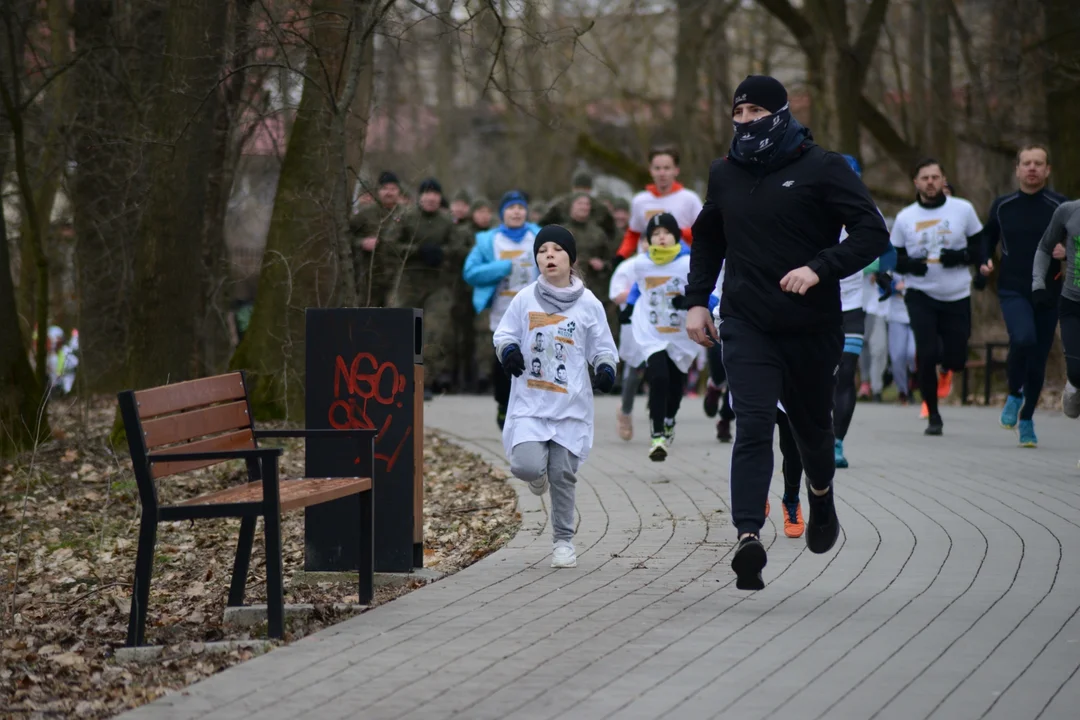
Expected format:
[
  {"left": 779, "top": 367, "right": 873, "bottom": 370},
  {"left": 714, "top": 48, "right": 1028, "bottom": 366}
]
[{"left": 685, "top": 75, "right": 890, "bottom": 590}]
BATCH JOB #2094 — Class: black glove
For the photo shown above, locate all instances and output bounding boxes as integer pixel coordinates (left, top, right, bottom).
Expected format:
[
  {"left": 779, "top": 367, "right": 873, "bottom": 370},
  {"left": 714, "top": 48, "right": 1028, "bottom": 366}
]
[
  {"left": 939, "top": 247, "right": 971, "bottom": 268},
  {"left": 417, "top": 243, "right": 444, "bottom": 268},
  {"left": 875, "top": 271, "right": 894, "bottom": 301},
  {"left": 1032, "top": 288, "right": 1053, "bottom": 308},
  {"left": 501, "top": 344, "right": 525, "bottom": 377},
  {"left": 618, "top": 304, "right": 635, "bottom": 324},
  {"left": 895, "top": 254, "right": 929, "bottom": 276},
  {"left": 670, "top": 294, "right": 690, "bottom": 310},
  {"left": 592, "top": 364, "right": 616, "bottom": 394},
  {"left": 972, "top": 273, "right": 988, "bottom": 291}
]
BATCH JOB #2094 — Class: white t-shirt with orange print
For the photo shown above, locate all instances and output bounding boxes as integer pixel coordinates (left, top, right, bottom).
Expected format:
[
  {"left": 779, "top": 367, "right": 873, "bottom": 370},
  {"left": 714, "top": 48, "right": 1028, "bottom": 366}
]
[{"left": 628, "top": 184, "right": 703, "bottom": 235}]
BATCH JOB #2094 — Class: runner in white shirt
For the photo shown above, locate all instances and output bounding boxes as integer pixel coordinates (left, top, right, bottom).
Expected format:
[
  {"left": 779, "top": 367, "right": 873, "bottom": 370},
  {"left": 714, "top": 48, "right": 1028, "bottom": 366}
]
[
  {"left": 609, "top": 237, "right": 648, "bottom": 441},
  {"left": 892, "top": 159, "right": 984, "bottom": 435},
  {"left": 495, "top": 225, "right": 618, "bottom": 569},
  {"left": 618, "top": 213, "right": 699, "bottom": 461},
  {"left": 614, "top": 146, "right": 703, "bottom": 261}
]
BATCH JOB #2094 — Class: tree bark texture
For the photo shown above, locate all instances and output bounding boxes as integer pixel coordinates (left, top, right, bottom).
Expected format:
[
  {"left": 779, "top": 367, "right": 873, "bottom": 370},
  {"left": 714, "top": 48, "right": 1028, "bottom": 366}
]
[
  {"left": 672, "top": 0, "right": 709, "bottom": 180},
  {"left": 125, "top": 0, "right": 228, "bottom": 392},
  {"left": 231, "top": 0, "right": 379, "bottom": 420},
  {"left": 1043, "top": 0, "right": 1080, "bottom": 199},
  {"left": 928, "top": 0, "right": 956, "bottom": 175}
]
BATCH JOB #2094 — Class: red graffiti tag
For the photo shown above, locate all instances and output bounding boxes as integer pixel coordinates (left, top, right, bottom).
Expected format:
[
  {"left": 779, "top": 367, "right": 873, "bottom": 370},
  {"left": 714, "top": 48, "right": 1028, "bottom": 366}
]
[{"left": 329, "top": 353, "right": 411, "bottom": 471}]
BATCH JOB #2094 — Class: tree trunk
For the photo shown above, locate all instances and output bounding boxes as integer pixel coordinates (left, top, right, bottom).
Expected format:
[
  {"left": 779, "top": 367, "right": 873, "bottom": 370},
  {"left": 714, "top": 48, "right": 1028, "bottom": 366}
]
[
  {"left": 199, "top": 0, "right": 256, "bottom": 377},
  {"left": 1043, "top": 0, "right": 1080, "bottom": 199},
  {"left": 125, "top": 0, "right": 228, "bottom": 393},
  {"left": 433, "top": 0, "right": 456, "bottom": 182},
  {"left": 672, "top": 0, "right": 710, "bottom": 181},
  {"left": 231, "top": 0, "right": 378, "bottom": 420},
  {"left": 907, "top": 0, "right": 927, "bottom": 154},
  {"left": 928, "top": 0, "right": 956, "bottom": 174}
]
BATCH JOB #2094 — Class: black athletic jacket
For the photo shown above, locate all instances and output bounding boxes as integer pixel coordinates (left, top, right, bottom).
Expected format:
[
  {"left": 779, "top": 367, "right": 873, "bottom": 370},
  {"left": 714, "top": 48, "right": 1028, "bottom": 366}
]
[
  {"left": 980, "top": 188, "right": 1068, "bottom": 296},
  {"left": 686, "top": 143, "right": 890, "bottom": 333}
]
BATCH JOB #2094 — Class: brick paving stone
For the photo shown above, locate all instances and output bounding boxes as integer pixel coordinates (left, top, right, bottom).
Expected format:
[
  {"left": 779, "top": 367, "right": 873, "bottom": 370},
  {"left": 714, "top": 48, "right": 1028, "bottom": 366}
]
[{"left": 119, "top": 398, "right": 1080, "bottom": 720}]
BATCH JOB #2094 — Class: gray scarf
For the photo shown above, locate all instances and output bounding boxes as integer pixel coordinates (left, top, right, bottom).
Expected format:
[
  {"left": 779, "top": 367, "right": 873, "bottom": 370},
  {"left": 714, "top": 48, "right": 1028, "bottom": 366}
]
[{"left": 534, "top": 275, "right": 585, "bottom": 314}]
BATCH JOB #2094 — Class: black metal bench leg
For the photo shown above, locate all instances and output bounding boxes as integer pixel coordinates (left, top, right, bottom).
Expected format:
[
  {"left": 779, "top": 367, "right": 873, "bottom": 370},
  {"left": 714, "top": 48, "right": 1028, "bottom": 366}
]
[
  {"left": 228, "top": 515, "right": 256, "bottom": 607},
  {"left": 985, "top": 343, "right": 993, "bottom": 406},
  {"left": 359, "top": 489, "right": 374, "bottom": 605},
  {"left": 126, "top": 516, "right": 157, "bottom": 647},
  {"left": 262, "top": 461, "right": 285, "bottom": 640},
  {"left": 962, "top": 367, "right": 971, "bottom": 405}
]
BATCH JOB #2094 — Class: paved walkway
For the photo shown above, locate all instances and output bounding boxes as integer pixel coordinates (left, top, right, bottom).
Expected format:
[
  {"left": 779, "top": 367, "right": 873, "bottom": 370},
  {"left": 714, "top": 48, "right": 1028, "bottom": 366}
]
[{"left": 124, "top": 396, "right": 1080, "bottom": 720}]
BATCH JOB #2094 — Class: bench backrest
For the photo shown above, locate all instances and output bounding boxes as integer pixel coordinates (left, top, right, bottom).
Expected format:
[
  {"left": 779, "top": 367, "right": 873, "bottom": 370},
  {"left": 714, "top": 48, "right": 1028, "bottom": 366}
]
[{"left": 118, "top": 373, "right": 256, "bottom": 509}]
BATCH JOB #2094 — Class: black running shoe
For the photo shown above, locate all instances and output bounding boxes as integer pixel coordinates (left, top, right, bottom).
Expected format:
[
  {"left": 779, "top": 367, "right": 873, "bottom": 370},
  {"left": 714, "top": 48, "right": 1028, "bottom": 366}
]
[
  {"left": 731, "top": 535, "right": 767, "bottom": 590},
  {"left": 925, "top": 413, "right": 943, "bottom": 436},
  {"left": 805, "top": 482, "right": 840, "bottom": 554},
  {"left": 716, "top": 418, "right": 732, "bottom": 443},
  {"left": 703, "top": 384, "right": 722, "bottom": 418}
]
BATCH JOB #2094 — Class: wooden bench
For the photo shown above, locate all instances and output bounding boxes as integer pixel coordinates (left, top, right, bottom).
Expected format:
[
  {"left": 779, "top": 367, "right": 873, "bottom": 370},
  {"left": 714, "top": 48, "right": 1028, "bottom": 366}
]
[
  {"left": 961, "top": 341, "right": 1009, "bottom": 405},
  {"left": 117, "top": 372, "right": 376, "bottom": 647}
]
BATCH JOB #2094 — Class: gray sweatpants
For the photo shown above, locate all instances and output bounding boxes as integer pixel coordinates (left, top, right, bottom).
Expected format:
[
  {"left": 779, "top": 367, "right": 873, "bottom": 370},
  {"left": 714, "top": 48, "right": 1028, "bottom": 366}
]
[
  {"left": 509, "top": 440, "right": 579, "bottom": 542},
  {"left": 860, "top": 313, "right": 889, "bottom": 393}
]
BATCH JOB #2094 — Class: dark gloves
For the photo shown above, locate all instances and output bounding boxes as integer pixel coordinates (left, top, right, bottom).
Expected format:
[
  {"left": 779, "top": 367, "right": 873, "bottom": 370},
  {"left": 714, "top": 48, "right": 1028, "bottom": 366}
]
[
  {"left": 417, "top": 243, "right": 444, "bottom": 268},
  {"left": 592, "top": 364, "right": 616, "bottom": 394},
  {"left": 973, "top": 273, "right": 989, "bottom": 291},
  {"left": 618, "top": 304, "right": 635, "bottom": 324},
  {"left": 670, "top": 295, "right": 690, "bottom": 310},
  {"left": 501, "top": 344, "right": 525, "bottom": 377},
  {"left": 1032, "top": 288, "right": 1053, "bottom": 308},
  {"left": 939, "top": 247, "right": 971, "bottom": 268},
  {"left": 875, "top": 271, "right": 894, "bottom": 301},
  {"left": 895, "top": 254, "right": 929, "bottom": 276}
]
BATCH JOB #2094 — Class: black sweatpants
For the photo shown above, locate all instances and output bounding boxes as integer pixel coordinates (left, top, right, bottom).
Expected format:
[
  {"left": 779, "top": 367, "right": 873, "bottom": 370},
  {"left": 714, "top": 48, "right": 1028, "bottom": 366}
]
[
  {"left": 904, "top": 290, "right": 971, "bottom": 417},
  {"left": 776, "top": 410, "right": 802, "bottom": 502},
  {"left": 645, "top": 351, "right": 686, "bottom": 435},
  {"left": 719, "top": 316, "right": 842, "bottom": 536},
  {"left": 1061, "top": 296, "right": 1080, "bottom": 388},
  {"left": 491, "top": 350, "right": 511, "bottom": 410},
  {"left": 833, "top": 310, "right": 866, "bottom": 441}
]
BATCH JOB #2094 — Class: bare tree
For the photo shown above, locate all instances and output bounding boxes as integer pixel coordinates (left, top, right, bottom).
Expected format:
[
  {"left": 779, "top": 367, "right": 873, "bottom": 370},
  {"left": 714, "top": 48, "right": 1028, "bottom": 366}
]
[{"left": 1042, "top": 0, "right": 1080, "bottom": 199}]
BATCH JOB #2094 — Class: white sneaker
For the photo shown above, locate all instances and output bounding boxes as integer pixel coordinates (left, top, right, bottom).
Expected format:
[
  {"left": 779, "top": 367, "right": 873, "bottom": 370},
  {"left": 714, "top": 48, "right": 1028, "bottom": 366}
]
[
  {"left": 551, "top": 540, "right": 577, "bottom": 568},
  {"left": 1063, "top": 382, "right": 1080, "bottom": 419},
  {"left": 528, "top": 472, "right": 548, "bottom": 496},
  {"left": 616, "top": 409, "right": 633, "bottom": 441}
]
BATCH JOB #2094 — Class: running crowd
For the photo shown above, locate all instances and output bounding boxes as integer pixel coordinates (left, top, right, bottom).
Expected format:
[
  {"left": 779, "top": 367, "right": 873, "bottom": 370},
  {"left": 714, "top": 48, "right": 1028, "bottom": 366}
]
[{"left": 354, "top": 74, "right": 1080, "bottom": 584}]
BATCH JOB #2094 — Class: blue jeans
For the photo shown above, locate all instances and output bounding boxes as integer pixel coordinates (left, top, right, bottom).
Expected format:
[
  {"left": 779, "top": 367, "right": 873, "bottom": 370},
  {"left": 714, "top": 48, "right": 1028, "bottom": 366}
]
[{"left": 999, "top": 290, "right": 1058, "bottom": 420}]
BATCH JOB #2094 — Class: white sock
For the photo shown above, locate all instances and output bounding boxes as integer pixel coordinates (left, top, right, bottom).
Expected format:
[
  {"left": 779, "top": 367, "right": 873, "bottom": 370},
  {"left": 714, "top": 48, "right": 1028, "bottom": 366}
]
[{"left": 1067, "top": 381, "right": 1077, "bottom": 394}]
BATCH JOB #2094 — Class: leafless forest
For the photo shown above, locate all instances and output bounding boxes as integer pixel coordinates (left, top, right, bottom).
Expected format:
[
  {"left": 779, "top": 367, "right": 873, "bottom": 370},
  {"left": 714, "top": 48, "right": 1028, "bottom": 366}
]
[{"left": 2, "top": 0, "right": 1079, "bottom": 455}]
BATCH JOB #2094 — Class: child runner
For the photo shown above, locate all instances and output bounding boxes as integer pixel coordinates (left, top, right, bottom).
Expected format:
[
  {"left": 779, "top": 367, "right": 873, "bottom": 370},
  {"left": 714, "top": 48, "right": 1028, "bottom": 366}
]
[
  {"left": 464, "top": 190, "right": 541, "bottom": 429},
  {"left": 495, "top": 225, "right": 618, "bottom": 568},
  {"left": 610, "top": 236, "right": 649, "bottom": 440},
  {"left": 618, "top": 213, "right": 698, "bottom": 461}
]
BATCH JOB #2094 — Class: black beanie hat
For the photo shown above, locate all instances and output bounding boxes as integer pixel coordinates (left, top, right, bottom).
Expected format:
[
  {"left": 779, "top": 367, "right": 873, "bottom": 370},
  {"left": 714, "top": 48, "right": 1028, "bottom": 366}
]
[
  {"left": 732, "top": 75, "right": 788, "bottom": 115},
  {"left": 534, "top": 225, "right": 577, "bottom": 266},
  {"left": 645, "top": 212, "right": 681, "bottom": 244},
  {"left": 378, "top": 171, "right": 400, "bottom": 187},
  {"left": 417, "top": 177, "right": 443, "bottom": 196}
]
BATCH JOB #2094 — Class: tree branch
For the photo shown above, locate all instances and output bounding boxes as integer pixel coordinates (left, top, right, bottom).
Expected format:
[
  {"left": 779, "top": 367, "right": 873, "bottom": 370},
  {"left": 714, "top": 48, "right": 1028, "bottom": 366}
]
[
  {"left": 858, "top": 93, "right": 917, "bottom": 171},
  {"left": 756, "top": 0, "right": 817, "bottom": 58}
]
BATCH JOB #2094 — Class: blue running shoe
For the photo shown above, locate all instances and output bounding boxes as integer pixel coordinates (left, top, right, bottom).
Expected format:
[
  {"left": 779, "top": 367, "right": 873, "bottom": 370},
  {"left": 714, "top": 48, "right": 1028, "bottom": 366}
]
[
  {"left": 1018, "top": 419, "right": 1038, "bottom": 448},
  {"left": 834, "top": 438, "right": 849, "bottom": 469},
  {"left": 1000, "top": 394, "right": 1022, "bottom": 429}
]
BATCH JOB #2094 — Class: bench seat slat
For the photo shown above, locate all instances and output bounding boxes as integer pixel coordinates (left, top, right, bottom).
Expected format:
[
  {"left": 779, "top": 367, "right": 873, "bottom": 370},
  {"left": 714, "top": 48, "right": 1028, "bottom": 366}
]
[
  {"left": 134, "top": 373, "right": 247, "bottom": 419},
  {"left": 170, "top": 477, "right": 372, "bottom": 512},
  {"left": 141, "top": 401, "right": 251, "bottom": 449}
]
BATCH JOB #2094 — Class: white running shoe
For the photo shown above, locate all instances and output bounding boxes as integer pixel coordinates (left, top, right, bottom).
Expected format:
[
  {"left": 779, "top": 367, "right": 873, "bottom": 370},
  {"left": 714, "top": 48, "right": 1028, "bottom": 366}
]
[
  {"left": 528, "top": 472, "right": 548, "bottom": 496},
  {"left": 551, "top": 540, "right": 577, "bottom": 568},
  {"left": 616, "top": 409, "right": 633, "bottom": 441},
  {"left": 1063, "top": 382, "right": 1080, "bottom": 419}
]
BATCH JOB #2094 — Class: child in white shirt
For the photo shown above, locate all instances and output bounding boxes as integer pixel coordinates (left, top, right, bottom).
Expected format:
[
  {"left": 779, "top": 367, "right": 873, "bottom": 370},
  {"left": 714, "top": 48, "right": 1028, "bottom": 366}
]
[
  {"left": 618, "top": 213, "right": 698, "bottom": 461},
  {"left": 494, "top": 225, "right": 618, "bottom": 568}
]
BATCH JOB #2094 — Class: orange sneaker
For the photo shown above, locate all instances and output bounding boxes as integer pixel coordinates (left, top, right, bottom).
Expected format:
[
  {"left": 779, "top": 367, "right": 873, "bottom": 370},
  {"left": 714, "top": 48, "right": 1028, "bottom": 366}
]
[
  {"left": 938, "top": 370, "right": 953, "bottom": 399},
  {"left": 920, "top": 401, "right": 929, "bottom": 419},
  {"left": 783, "top": 501, "right": 805, "bottom": 538},
  {"left": 765, "top": 499, "right": 771, "bottom": 518}
]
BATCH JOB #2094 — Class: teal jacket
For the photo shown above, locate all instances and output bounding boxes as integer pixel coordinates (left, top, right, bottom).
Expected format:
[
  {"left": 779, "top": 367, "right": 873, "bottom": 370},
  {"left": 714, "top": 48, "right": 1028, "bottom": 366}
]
[{"left": 462, "top": 223, "right": 541, "bottom": 313}]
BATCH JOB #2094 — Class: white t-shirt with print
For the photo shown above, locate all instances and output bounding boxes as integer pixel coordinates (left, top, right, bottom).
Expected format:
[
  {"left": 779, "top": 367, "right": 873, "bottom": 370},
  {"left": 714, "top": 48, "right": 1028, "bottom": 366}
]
[
  {"left": 622, "top": 253, "right": 701, "bottom": 373},
  {"left": 493, "top": 284, "right": 618, "bottom": 463},
  {"left": 890, "top": 196, "right": 983, "bottom": 302},
  {"left": 628, "top": 187, "right": 703, "bottom": 235},
  {"left": 489, "top": 229, "right": 540, "bottom": 331},
  {"left": 610, "top": 253, "right": 643, "bottom": 362},
  {"left": 838, "top": 227, "right": 865, "bottom": 312}
]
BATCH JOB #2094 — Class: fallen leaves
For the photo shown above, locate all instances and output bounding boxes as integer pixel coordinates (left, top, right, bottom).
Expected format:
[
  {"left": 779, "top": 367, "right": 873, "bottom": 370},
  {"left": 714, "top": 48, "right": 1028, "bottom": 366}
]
[{"left": 1, "top": 396, "right": 519, "bottom": 719}]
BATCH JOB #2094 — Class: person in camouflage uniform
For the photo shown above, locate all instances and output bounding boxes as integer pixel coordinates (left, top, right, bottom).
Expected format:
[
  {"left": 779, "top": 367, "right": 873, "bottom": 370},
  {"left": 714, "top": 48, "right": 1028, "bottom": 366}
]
[
  {"left": 450, "top": 190, "right": 471, "bottom": 224},
  {"left": 611, "top": 196, "right": 630, "bottom": 237},
  {"left": 564, "top": 193, "right": 619, "bottom": 341},
  {"left": 448, "top": 197, "right": 494, "bottom": 392},
  {"left": 384, "top": 177, "right": 456, "bottom": 397},
  {"left": 541, "top": 172, "right": 617, "bottom": 241},
  {"left": 350, "top": 171, "right": 407, "bottom": 306}
]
